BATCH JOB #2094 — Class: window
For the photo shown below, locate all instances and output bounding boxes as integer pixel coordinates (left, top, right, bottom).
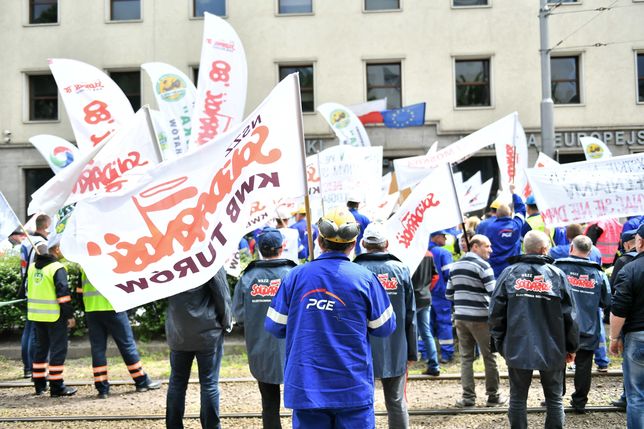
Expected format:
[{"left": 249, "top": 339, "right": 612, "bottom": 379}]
[
  {"left": 110, "top": 0, "right": 140, "bottom": 21},
  {"left": 278, "top": 0, "right": 312, "bottom": 14},
  {"left": 548, "top": 0, "right": 579, "bottom": 3},
  {"left": 366, "top": 63, "right": 401, "bottom": 109},
  {"left": 29, "top": 0, "right": 57, "bottom": 24},
  {"left": 638, "top": 53, "right": 644, "bottom": 103},
  {"left": 279, "top": 65, "right": 314, "bottom": 112},
  {"left": 453, "top": 0, "right": 488, "bottom": 6},
  {"left": 455, "top": 59, "right": 490, "bottom": 107},
  {"left": 551, "top": 56, "right": 580, "bottom": 104},
  {"left": 193, "top": 0, "right": 226, "bottom": 17},
  {"left": 110, "top": 71, "right": 141, "bottom": 111},
  {"left": 29, "top": 74, "right": 58, "bottom": 121},
  {"left": 24, "top": 168, "right": 54, "bottom": 219},
  {"left": 365, "top": 0, "right": 400, "bottom": 11},
  {"left": 556, "top": 152, "right": 585, "bottom": 164}
]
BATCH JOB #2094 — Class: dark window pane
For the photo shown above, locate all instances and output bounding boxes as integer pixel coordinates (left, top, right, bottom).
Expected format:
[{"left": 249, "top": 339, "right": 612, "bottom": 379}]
[
  {"left": 194, "top": 0, "right": 226, "bottom": 17},
  {"left": 24, "top": 168, "right": 55, "bottom": 219},
  {"left": 453, "top": 0, "right": 488, "bottom": 6},
  {"left": 279, "top": 0, "right": 312, "bottom": 14},
  {"left": 279, "top": 65, "right": 314, "bottom": 112},
  {"left": 30, "top": 0, "right": 57, "bottom": 23},
  {"left": 455, "top": 59, "right": 490, "bottom": 107},
  {"left": 111, "top": 0, "right": 140, "bottom": 20},
  {"left": 551, "top": 56, "right": 580, "bottom": 104},
  {"left": 29, "top": 75, "right": 58, "bottom": 121},
  {"left": 365, "top": 0, "right": 400, "bottom": 10},
  {"left": 638, "top": 54, "right": 644, "bottom": 103},
  {"left": 110, "top": 71, "right": 141, "bottom": 111},
  {"left": 557, "top": 152, "right": 585, "bottom": 164},
  {"left": 367, "top": 63, "right": 401, "bottom": 109}
]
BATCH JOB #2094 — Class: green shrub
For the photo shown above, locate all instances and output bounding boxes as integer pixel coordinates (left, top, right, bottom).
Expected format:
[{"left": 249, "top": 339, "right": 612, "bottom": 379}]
[{"left": 0, "top": 256, "right": 25, "bottom": 334}]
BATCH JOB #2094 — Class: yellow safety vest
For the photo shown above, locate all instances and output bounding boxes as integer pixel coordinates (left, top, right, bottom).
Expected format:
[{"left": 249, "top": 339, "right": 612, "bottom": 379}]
[
  {"left": 27, "top": 262, "right": 65, "bottom": 322},
  {"left": 80, "top": 270, "right": 114, "bottom": 312}
]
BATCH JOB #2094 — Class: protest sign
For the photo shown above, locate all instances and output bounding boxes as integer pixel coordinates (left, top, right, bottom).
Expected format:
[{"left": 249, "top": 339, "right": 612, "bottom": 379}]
[
  {"left": 29, "top": 135, "right": 80, "bottom": 174},
  {"left": 60, "top": 74, "right": 307, "bottom": 312},
  {"left": 317, "top": 102, "right": 371, "bottom": 147},
  {"left": 526, "top": 153, "right": 644, "bottom": 228}
]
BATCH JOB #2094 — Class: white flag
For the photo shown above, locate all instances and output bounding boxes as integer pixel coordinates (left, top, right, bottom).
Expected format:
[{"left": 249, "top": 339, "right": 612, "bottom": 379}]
[
  {"left": 49, "top": 58, "right": 135, "bottom": 152},
  {"left": 0, "top": 192, "right": 21, "bottom": 242},
  {"left": 494, "top": 112, "right": 529, "bottom": 197},
  {"left": 317, "top": 102, "right": 371, "bottom": 147},
  {"left": 29, "top": 135, "right": 80, "bottom": 174},
  {"left": 190, "top": 13, "right": 247, "bottom": 149},
  {"left": 580, "top": 136, "right": 613, "bottom": 161},
  {"left": 60, "top": 74, "right": 307, "bottom": 312}
]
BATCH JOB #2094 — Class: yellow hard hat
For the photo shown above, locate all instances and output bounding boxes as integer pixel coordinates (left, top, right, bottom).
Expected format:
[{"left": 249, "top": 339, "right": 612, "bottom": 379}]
[
  {"left": 294, "top": 205, "right": 306, "bottom": 215},
  {"left": 490, "top": 199, "right": 501, "bottom": 210},
  {"left": 317, "top": 208, "right": 360, "bottom": 243}
]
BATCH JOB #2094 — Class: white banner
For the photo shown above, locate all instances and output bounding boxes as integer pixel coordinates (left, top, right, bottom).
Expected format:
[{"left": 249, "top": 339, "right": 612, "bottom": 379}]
[
  {"left": 60, "top": 74, "right": 306, "bottom": 312},
  {"left": 523, "top": 152, "right": 560, "bottom": 198},
  {"left": 385, "top": 163, "right": 463, "bottom": 274},
  {"left": 494, "top": 112, "right": 529, "bottom": 197},
  {"left": 49, "top": 58, "right": 135, "bottom": 152},
  {"left": 464, "top": 178, "right": 493, "bottom": 213},
  {"left": 580, "top": 136, "right": 613, "bottom": 161},
  {"left": 526, "top": 153, "right": 644, "bottom": 228},
  {"left": 29, "top": 135, "right": 80, "bottom": 174},
  {"left": 317, "top": 102, "right": 371, "bottom": 147},
  {"left": 394, "top": 113, "right": 520, "bottom": 190},
  {"left": 29, "top": 110, "right": 161, "bottom": 215},
  {"left": 142, "top": 62, "right": 197, "bottom": 158},
  {"left": 0, "top": 192, "right": 21, "bottom": 242},
  {"left": 190, "top": 12, "right": 247, "bottom": 149},
  {"left": 363, "top": 191, "right": 399, "bottom": 222}
]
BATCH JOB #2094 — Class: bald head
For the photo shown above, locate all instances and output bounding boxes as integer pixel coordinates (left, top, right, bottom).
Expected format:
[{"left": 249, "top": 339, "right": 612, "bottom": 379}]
[
  {"left": 524, "top": 230, "right": 550, "bottom": 255},
  {"left": 496, "top": 204, "right": 511, "bottom": 218},
  {"left": 570, "top": 235, "right": 592, "bottom": 258}
]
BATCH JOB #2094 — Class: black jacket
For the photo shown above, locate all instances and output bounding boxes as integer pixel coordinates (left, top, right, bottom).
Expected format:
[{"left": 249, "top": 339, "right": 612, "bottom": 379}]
[
  {"left": 165, "top": 267, "right": 232, "bottom": 351},
  {"left": 411, "top": 251, "right": 435, "bottom": 309},
  {"left": 612, "top": 252, "right": 644, "bottom": 334},
  {"left": 489, "top": 254, "right": 579, "bottom": 371}
]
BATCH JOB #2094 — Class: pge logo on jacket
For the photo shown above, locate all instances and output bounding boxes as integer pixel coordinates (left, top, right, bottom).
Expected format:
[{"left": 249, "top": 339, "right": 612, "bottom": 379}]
[
  {"left": 514, "top": 275, "right": 552, "bottom": 293},
  {"left": 376, "top": 274, "right": 399, "bottom": 291},
  {"left": 300, "top": 288, "right": 346, "bottom": 312},
  {"left": 567, "top": 274, "right": 595, "bottom": 289}
]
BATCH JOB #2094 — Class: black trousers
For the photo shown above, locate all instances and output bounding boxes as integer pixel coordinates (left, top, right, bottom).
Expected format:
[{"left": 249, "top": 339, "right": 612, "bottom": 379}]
[
  {"left": 33, "top": 318, "right": 68, "bottom": 392},
  {"left": 508, "top": 367, "right": 565, "bottom": 429},
  {"left": 571, "top": 349, "right": 594, "bottom": 409},
  {"left": 257, "top": 381, "right": 281, "bottom": 429}
]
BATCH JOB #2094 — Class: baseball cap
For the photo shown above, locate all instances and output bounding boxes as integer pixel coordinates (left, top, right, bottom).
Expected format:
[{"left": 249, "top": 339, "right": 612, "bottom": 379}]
[
  {"left": 637, "top": 224, "right": 644, "bottom": 238},
  {"left": 275, "top": 206, "right": 291, "bottom": 220},
  {"left": 622, "top": 229, "right": 637, "bottom": 243},
  {"left": 526, "top": 195, "right": 536, "bottom": 205},
  {"left": 430, "top": 230, "right": 448, "bottom": 238},
  {"left": 257, "top": 227, "right": 284, "bottom": 251},
  {"left": 362, "top": 222, "right": 387, "bottom": 245}
]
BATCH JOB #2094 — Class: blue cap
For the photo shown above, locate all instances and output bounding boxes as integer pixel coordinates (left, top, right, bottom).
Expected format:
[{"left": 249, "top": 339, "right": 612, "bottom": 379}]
[
  {"left": 526, "top": 195, "right": 536, "bottom": 205},
  {"left": 430, "top": 230, "right": 448, "bottom": 238},
  {"left": 637, "top": 224, "right": 644, "bottom": 239},
  {"left": 622, "top": 229, "right": 637, "bottom": 243},
  {"left": 257, "top": 227, "right": 283, "bottom": 251}
]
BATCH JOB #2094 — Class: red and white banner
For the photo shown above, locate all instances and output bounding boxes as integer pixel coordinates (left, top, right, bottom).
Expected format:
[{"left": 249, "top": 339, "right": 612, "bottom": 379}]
[
  {"left": 142, "top": 62, "right": 197, "bottom": 159},
  {"left": 317, "top": 102, "right": 371, "bottom": 147},
  {"left": 385, "top": 163, "right": 463, "bottom": 273},
  {"left": 525, "top": 153, "right": 644, "bottom": 228},
  {"left": 523, "top": 152, "right": 560, "bottom": 198},
  {"left": 29, "top": 135, "right": 80, "bottom": 174},
  {"left": 189, "top": 12, "right": 247, "bottom": 149},
  {"left": 60, "top": 74, "right": 306, "bottom": 311},
  {"left": 49, "top": 58, "right": 135, "bottom": 152},
  {"left": 494, "top": 112, "right": 528, "bottom": 196},
  {"left": 28, "top": 110, "right": 161, "bottom": 215}
]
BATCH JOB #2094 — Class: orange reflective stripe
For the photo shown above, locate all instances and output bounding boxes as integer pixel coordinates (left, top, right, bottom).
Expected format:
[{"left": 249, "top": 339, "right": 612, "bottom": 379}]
[
  {"left": 129, "top": 370, "right": 145, "bottom": 379},
  {"left": 48, "top": 365, "right": 64, "bottom": 371},
  {"left": 48, "top": 373, "right": 64, "bottom": 380},
  {"left": 56, "top": 296, "right": 71, "bottom": 303},
  {"left": 32, "top": 362, "right": 48, "bottom": 369},
  {"left": 126, "top": 361, "right": 142, "bottom": 370},
  {"left": 94, "top": 375, "right": 108, "bottom": 382},
  {"left": 93, "top": 366, "right": 108, "bottom": 373}
]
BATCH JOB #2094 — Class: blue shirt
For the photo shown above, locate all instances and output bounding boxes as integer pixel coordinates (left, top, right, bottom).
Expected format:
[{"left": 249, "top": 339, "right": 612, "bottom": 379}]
[
  {"left": 349, "top": 208, "right": 371, "bottom": 255},
  {"left": 428, "top": 242, "right": 453, "bottom": 301},
  {"left": 486, "top": 194, "right": 526, "bottom": 278},
  {"left": 290, "top": 218, "right": 319, "bottom": 260}
]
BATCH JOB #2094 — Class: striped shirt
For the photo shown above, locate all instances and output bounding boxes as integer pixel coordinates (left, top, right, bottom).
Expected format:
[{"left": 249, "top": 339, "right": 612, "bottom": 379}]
[{"left": 446, "top": 252, "right": 496, "bottom": 322}]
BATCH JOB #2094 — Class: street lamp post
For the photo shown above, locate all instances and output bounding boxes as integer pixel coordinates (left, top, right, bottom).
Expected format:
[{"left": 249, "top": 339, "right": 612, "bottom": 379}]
[{"left": 539, "top": 0, "right": 555, "bottom": 158}]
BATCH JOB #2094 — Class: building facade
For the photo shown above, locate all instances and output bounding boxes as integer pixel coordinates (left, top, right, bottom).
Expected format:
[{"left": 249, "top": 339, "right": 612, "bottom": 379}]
[{"left": 1, "top": 0, "right": 643, "bottom": 218}]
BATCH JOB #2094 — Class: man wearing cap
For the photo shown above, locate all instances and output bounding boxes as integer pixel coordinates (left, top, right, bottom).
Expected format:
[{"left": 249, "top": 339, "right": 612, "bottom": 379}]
[
  {"left": 233, "top": 227, "right": 296, "bottom": 429},
  {"left": 354, "top": 222, "right": 417, "bottom": 429},
  {"left": 290, "top": 206, "right": 318, "bottom": 260},
  {"left": 520, "top": 195, "right": 551, "bottom": 243},
  {"left": 609, "top": 224, "right": 644, "bottom": 429},
  {"left": 265, "top": 208, "right": 395, "bottom": 429},
  {"left": 274, "top": 206, "right": 302, "bottom": 264},
  {"left": 27, "top": 235, "right": 77, "bottom": 397},
  {"left": 475, "top": 199, "right": 500, "bottom": 236},
  {"left": 428, "top": 230, "right": 455, "bottom": 363},
  {"left": 347, "top": 195, "right": 371, "bottom": 255}
]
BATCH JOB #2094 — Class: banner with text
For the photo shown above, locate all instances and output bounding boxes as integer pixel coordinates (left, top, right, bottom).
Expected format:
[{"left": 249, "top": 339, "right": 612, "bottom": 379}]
[
  {"left": 317, "top": 102, "right": 371, "bottom": 147},
  {"left": 29, "top": 135, "right": 80, "bottom": 174}
]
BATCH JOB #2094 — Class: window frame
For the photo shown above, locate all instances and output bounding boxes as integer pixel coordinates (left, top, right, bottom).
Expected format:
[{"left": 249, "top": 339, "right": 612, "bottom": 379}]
[
  {"left": 276, "top": 0, "right": 314, "bottom": 16},
  {"left": 363, "top": 0, "right": 402, "bottom": 13},
  {"left": 27, "top": 0, "right": 59, "bottom": 25},
  {"left": 365, "top": 61, "right": 403, "bottom": 110},
  {"left": 550, "top": 54, "right": 583, "bottom": 106},
  {"left": 636, "top": 51, "right": 644, "bottom": 104},
  {"left": 191, "top": 0, "right": 227, "bottom": 19},
  {"left": 107, "top": 0, "right": 142, "bottom": 22},
  {"left": 25, "top": 72, "right": 59, "bottom": 123},
  {"left": 277, "top": 62, "right": 316, "bottom": 114},
  {"left": 108, "top": 69, "right": 142, "bottom": 111},
  {"left": 453, "top": 56, "right": 493, "bottom": 110},
  {"left": 451, "top": 0, "right": 491, "bottom": 9}
]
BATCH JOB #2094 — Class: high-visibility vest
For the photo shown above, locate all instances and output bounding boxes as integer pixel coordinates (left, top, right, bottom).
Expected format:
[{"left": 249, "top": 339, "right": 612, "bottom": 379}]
[
  {"left": 80, "top": 271, "right": 114, "bottom": 312},
  {"left": 595, "top": 218, "right": 622, "bottom": 265},
  {"left": 27, "top": 262, "right": 65, "bottom": 322},
  {"left": 527, "top": 214, "right": 546, "bottom": 234}
]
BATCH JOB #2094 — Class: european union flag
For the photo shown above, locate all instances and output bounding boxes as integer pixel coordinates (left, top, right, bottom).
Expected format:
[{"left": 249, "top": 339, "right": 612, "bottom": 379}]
[{"left": 382, "top": 103, "right": 426, "bottom": 128}]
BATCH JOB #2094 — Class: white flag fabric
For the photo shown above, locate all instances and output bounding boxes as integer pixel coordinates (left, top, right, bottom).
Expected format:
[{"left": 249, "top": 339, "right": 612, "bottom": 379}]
[
  {"left": 317, "top": 102, "right": 371, "bottom": 147},
  {"left": 29, "top": 135, "right": 80, "bottom": 174},
  {"left": 580, "top": 136, "right": 613, "bottom": 161},
  {"left": 534, "top": 152, "right": 560, "bottom": 168},
  {"left": 525, "top": 153, "right": 644, "bottom": 228},
  {"left": 394, "top": 113, "right": 520, "bottom": 190},
  {"left": 464, "top": 178, "right": 493, "bottom": 212},
  {"left": 426, "top": 141, "right": 438, "bottom": 155},
  {"left": 347, "top": 98, "right": 387, "bottom": 117},
  {"left": 381, "top": 172, "right": 393, "bottom": 196},
  {"left": 28, "top": 109, "right": 161, "bottom": 215},
  {"left": 142, "top": 62, "right": 197, "bottom": 158},
  {"left": 60, "top": 74, "right": 307, "bottom": 312},
  {"left": 49, "top": 58, "right": 135, "bottom": 152},
  {"left": 385, "top": 163, "right": 463, "bottom": 274},
  {"left": 0, "top": 192, "right": 21, "bottom": 242},
  {"left": 190, "top": 13, "right": 247, "bottom": 149},
  {"left": 494, "top": 112, "right": 528, "bottom": 196}
]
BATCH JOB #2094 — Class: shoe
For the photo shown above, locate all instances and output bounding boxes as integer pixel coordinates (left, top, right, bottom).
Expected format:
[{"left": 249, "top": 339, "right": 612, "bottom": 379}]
[
  {"left": 439, "top": 357, "right": 453, "bottom": 364},
  {"left": 23, "top": 370, "right": 32, "bottom": 379},
  {"left": 571, "top": 406, "right": 587, "bottom": 414},
  {"left": 455, "top": 399, "right": 475, "bottom": 408},
  {"left": 97, "top": 392, "right": 109, "bottom": 399},
  {"left": 35, "top": 387, "right": 48, "bottom": 396},
  {"left": 135, "top": 379, "right": 162, "bottom": 392},
  {"left": 597, "top": 366, "right": 608, "bottom": 373},
  {"left": 50, "top": 386, "right": 77, "bottom": 397},
  {"left": 422, "top": 368, "right": 440, "bottom": 377},
  {"left": 611, "top": 398, "right": 627, "bottom": 410},
  {"left": 486, "top": 394, "right": 508, "bottom": 407},
  {"left": 540, "top": 400, "right": 547, "bottom": 407}
]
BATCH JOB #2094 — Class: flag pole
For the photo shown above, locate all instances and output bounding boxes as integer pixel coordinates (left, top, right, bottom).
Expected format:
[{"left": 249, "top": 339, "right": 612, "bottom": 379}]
[
  {"left": 142, "top": 105, "right": 165, "bottom": 163},
  {"left": 511, "top": 112, "right": 518, "bottom": 185},
  {"left": 18, "top": 223, "right": 40, "bottom": 256},
  {"left": 291, "top": 73, "right": 315, "bottom": 262},
  {"left": 0, "top": 191, "right": 40, "bottom": 256},
  {"left": 448, "top": 163, "right": 469, "bottom": 252}
]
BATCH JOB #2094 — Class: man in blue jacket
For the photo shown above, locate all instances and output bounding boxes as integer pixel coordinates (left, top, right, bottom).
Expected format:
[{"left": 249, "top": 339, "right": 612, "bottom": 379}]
[
  {"left": 290, "top": 206, "right": 318, "bottom": 260},
  {"left": 265, "top": 208, "right": 395, "bottom": 429},
  {"left": 428, "top": 230, "right": 454, "bottom": 363},
  {"left": 347, "top": 195, "right": 371, "bottom": 255},
  {"left": 554, "top": 235, "right": 610, "bottom": 414},
  {"left": 354, "top": 222, "right": 417, "bottom": 429},
  {"left": 233, "top": 227, "right": 296, "bottom": 429}
]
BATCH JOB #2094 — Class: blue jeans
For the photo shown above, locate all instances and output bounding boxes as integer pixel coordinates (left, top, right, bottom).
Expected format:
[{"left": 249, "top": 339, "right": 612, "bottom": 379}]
[
  {"left": 416, "top": 306, "right": 439, "bottom": 371},
  {"left": 593, "top": 311, "right": 610, "bottom": 367},
  {"left": 623, "top": 331, "right": 644, "bottom": 429},
  {"left": 293, "top": 405, "right": 374, "bottom": 429},
  {"left": 166, "top": 336, "right": 224, "bottom": 429},
  {"left": 21, "top": 320, "right": 37, "bottom": 372}
]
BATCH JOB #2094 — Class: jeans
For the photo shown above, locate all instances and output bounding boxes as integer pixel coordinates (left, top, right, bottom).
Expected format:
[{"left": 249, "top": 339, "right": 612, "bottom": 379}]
[
  {"left": 416, "top": 306, "right": 439, "bottom": 371},
  {"left": 381, "top": 375, "right": 408, "bottom": 429},
  {"left": 454, "top": 319, "right": 500, "bottom": 400},
  {"left": 166, "top": 336, "right": 224, "bottom": 429},
  {"left": 508, "top": 367, "right": 564, "bottom": 429},
  {"left": 21, "top": 320, "right": 37, "bottom": 372},
  {"left": 623, "top": 331, "right": 644, "bottom": 429},
  {"left": 571, "top": 349, "right": 593, "bottom": 409},
  {"left": 593, "top": 313, "right": 610, "bottom": 368},
  {"left": 257, "top": 381, "right": 282, "bottom": 429}
]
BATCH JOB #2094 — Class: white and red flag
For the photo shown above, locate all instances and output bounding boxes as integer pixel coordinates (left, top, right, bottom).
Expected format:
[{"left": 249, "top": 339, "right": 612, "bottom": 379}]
[{"left": 494, "top": 112, "right": 528, "bottom": 197}]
